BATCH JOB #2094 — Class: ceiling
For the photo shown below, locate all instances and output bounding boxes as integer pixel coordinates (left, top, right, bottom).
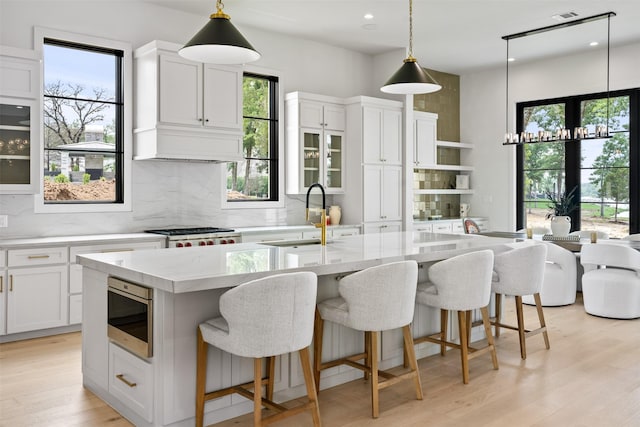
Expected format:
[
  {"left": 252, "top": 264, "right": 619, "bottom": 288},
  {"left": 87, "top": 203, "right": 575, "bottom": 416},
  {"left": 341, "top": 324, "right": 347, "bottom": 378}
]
[{"left": 144, "top": 0, "right": 640, "bottom": 74}]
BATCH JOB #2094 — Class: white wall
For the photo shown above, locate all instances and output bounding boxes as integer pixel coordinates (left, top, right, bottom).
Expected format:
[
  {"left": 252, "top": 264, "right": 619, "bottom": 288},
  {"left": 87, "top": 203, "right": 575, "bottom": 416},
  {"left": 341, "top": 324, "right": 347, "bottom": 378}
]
[
  {"left": 0, "top": 1, "right": 377, "bottom": 238},
  {"left": 460, "top": 41, "right": 640, "bottom": 231}
]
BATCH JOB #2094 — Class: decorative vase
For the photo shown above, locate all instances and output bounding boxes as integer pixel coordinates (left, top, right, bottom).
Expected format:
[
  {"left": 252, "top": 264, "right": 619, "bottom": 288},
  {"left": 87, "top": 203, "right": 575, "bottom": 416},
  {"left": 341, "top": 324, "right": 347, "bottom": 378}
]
[
  {"left": 329, "top": 205, "right": 341, "bottom": 226},
  {"left": 550, "top": 215, "right": 571, "bottom": 237}
]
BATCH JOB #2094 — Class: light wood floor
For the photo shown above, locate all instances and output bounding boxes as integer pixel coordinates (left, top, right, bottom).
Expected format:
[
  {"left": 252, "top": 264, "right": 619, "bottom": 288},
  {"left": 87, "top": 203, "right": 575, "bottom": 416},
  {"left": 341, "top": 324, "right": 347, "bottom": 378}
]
[{"left": 1, "top": 294, "right": 639, "bottom": 427}]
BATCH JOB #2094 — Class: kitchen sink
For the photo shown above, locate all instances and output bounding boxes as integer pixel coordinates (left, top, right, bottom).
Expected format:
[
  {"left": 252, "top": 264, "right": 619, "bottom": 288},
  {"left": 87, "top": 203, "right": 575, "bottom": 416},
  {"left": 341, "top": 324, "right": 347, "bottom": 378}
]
[{"left": 261, "top": 239, "right": 334, "bottom": 247}]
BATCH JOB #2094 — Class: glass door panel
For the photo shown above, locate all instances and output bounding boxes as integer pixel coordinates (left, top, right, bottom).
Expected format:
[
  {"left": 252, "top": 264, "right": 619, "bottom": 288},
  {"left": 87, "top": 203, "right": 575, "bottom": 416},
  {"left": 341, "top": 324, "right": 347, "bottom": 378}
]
[
  {"left": 521, "top": 103, "right": 565, "bottom": 229},
  {"left": 325, "top": 132, "right": 342, "bottom": 189},
  {"left": 0, "top": 102, "right": 32, "bottom": 185},
  {"left": 579, "top": 96, "right": 630, "bottom": 238},
  {"left": 303, "top": 131, "right": 320, "bottom": 188}
]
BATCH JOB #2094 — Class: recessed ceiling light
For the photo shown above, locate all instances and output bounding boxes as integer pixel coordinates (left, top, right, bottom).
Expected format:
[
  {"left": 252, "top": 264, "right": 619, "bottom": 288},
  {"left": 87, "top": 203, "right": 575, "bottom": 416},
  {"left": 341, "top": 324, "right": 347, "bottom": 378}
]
[
  {"left": 551, "top": 11, "right": 578, "bottom": 21},
  {"left": 364, "top": 13, "right": 374, "bottom": 20},
  {"left": 590, "top": 41, "right": 599, "bottom": 46},
  {"left": 508, "top": 57, "right": 515, "bottom": 62}
]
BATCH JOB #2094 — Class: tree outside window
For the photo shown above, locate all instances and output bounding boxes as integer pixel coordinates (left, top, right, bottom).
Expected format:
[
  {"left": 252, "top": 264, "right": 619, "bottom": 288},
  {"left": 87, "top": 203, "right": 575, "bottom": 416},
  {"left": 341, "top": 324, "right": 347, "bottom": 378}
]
[{"left": 226, "top": 74, "right": 278, "bottom": 202}]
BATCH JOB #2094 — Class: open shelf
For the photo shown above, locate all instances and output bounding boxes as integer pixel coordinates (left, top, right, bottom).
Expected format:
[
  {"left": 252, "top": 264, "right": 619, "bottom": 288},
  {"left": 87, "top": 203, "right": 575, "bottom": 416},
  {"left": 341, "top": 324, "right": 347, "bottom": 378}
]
[
  {"left": 436, "top": 140, "right": 474, "bottom": 149},
  {"left": 414, "top": 164, "right": 474, "bottom": 172},
  {"left": 414, "top": 189, "right": 474, "bottom": 195}
]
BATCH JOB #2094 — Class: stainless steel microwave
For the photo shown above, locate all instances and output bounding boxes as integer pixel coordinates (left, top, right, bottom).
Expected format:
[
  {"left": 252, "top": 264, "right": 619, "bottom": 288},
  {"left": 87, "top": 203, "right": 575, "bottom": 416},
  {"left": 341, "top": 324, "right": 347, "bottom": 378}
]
[{"left": 107, "top": 276, "right": 153, "bottom": 358}]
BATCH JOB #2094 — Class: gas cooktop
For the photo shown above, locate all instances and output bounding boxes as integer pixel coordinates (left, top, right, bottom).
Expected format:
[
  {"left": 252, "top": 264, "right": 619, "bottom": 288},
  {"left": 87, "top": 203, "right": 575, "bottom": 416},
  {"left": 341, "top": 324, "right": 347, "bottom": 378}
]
[{"left": 145, "top": 227, "right": 235, "bottom": 236}]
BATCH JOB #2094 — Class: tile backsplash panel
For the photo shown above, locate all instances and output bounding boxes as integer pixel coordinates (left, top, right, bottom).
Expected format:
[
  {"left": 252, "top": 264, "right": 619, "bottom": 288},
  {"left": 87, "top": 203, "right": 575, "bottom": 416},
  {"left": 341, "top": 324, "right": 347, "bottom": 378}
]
[{"left": 413, "top": 169, "right": 462, "bottom": 219}]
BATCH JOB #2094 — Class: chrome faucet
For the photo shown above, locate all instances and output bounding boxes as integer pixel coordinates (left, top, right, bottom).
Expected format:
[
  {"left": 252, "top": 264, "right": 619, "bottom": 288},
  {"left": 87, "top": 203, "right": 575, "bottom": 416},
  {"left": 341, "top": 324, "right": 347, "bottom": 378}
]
[{"left": 305, "top": 183, "right": 327, "bottom": 246}]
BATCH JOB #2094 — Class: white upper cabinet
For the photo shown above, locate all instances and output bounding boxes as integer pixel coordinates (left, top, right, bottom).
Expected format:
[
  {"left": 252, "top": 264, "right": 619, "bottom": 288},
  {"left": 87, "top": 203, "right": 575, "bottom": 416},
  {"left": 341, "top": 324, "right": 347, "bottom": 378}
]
[
  {"left": 285, "top": 92, "right": 346, "bottom": 194},
  {"left": 363, "top": 164, "right": 402, "bottom": 222},
  {"left": 362, "top": 107, "right": 402, "bottom": 165},
  {"left": 134, "top": 40, "right": 243, "bottom": 162},
  {"left": 157, "top": 56, "right": 242, "bottom": 130},
  {"left": 413, "top": 111, "right": 437, "bottom": 167}
]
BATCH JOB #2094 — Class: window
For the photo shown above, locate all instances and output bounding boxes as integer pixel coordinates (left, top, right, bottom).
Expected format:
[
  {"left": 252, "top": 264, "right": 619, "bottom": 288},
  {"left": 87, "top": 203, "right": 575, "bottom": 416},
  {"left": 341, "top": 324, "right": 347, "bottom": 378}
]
[
  {"left": 35, "top": 28, "right": 132, "bottom": 213},
  {"left": 517, "top": 89, "right": 639, "bottom": 237},
  {"left": 226, "top": 73, "right": 279, "bottom": 203}
]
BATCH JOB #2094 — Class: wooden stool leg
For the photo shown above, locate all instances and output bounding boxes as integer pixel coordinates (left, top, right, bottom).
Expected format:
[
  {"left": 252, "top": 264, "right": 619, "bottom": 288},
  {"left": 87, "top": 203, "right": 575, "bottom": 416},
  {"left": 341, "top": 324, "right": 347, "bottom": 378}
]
[
  {"left": 494, "top": 293, "right": 502, "bottom": 338},
  {"left": 481, "top": 306, "right": 499, "bottom": 370},
  {"left": 254, "top": 358, "right": 263, "bottom": 426},
  {"left": 534, "top": 293, "right": 551, "bottom": 350},
  {"left": 364, "top": 331, "right": 371, "bottom": 380},
  {"left": 515, "top": 296, "right": 527, "bottom": 359},
  {"left": 313, "top": 308, "right": 324, "bottom": 390},
  {"left": 195, "top": 328, "right": 208, "bottom": 427},
  {"left": 440, "top": 309, "right": 448, "bottom": 356},
  {"left": 458, "top": 311, "right": 470, "bottom": 384},
  {"left": 465, "top": 310, "right": 472, "bottom": 344},
  {"left": 267, "top": 356, "right": 275, "bottom": 401},
  {"left": 402, "top": 325, "right": 423, "bottom": 400},
  {"left": 299, "top": 347, "right": 322, "bottom": 427},
  {"left": 370, "top": 331, "right": 380, "bottom": 418}
]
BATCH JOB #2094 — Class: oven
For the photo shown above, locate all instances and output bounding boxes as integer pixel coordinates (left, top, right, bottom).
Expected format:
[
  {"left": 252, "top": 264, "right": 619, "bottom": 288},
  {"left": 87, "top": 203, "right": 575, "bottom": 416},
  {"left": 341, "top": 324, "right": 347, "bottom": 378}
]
[
  {"left": 107, "top": 276, "right": 153, "bottom": 358},
  {"left": 145, "top": 227, "right": 242, "bottom": 248}
]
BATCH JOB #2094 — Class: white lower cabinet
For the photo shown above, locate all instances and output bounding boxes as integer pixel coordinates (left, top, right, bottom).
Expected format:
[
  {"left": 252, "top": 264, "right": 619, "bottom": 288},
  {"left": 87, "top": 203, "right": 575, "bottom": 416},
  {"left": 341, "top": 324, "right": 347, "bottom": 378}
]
[
  {"left": 109, "top": 342, "right": 153, "bottom": 422},
  {"left": 432, "top": 222, "right": 453, "bottom": 233},
  {"left": 7, "top": 264, "right": 68, "bottom": 334},
  {"left": 6, "top": 246, "right": 68, "bottom": 334},
  {"left": 363, "top": 222, "right": 402, "bottom": 234},
  {"left": 0, "top": 254, "right": 6, "bottom": 335}
]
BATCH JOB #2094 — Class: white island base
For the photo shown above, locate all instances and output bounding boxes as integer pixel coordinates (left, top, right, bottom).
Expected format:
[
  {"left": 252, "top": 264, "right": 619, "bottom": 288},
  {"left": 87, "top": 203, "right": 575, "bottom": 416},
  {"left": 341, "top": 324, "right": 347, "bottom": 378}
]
[{"left": 79, "top": 233, "right": 514, "bottom": 426}]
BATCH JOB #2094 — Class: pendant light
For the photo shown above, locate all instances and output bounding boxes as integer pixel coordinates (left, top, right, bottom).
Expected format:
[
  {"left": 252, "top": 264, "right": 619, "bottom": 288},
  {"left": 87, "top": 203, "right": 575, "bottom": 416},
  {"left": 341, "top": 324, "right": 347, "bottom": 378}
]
[
  {"left": 381, "top": 0, "right": 441, "bottom": 94},
  {"left": 179, "top": 0, "right": 260, "bottom": 64}
]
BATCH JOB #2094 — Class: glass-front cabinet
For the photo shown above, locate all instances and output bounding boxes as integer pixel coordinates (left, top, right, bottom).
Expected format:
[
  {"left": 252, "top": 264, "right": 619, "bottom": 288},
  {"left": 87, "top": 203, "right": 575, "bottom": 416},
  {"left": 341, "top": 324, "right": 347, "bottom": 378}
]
[
  {"left": 0, "top": 98, "right": 38, "bottom": 193},
  {"left": 301, "top": 128, "right": 343, "bottom": 190},
  {"left": 0, "top": 46, "right": 41, "bottom": 194},
  {"left": 286, "top": 91, "right": 345, "bottom": 194}
]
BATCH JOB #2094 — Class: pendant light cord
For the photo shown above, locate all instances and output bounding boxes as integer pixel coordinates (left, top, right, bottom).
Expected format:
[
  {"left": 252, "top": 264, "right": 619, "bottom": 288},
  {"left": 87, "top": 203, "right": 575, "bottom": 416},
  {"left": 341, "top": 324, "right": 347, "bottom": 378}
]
[{"left": 408, "top": 0, "right": 414, "bottom": 59}]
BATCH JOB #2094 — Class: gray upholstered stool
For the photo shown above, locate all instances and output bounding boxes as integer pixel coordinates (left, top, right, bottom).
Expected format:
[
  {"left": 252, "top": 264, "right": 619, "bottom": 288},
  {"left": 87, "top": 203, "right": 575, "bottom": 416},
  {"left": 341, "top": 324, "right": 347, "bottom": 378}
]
[
  {"left": 414, "top": 250, "right": 498, "bottom": 384},
  {"left": 313, "top": 260, "right": 422, "bottom": 419},
  {"left": 195, "top": 272, "right": 321, "bottom": 427},
  {"left": 492, "top": 243, "right": 550, "bottom": 359}
]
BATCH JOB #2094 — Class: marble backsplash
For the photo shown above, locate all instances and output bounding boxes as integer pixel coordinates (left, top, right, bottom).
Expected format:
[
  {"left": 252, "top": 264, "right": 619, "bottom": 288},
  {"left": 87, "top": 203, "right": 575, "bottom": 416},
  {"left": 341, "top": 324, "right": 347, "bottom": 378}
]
[{"left": 0, "top": 160, "right": 335, "bottom": 239}]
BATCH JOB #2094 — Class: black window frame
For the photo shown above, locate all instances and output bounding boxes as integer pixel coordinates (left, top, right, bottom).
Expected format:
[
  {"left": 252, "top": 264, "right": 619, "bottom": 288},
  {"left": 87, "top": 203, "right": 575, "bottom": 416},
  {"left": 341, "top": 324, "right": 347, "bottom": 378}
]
[
  {"left": 226, "top": 72, "right": 279, "bottom": 203},
  {"left": 42, "top": 38, "right": 125, "bottom": 205},
  {"left": 516, "top": 88, "right": 639, "bottom": 234}
]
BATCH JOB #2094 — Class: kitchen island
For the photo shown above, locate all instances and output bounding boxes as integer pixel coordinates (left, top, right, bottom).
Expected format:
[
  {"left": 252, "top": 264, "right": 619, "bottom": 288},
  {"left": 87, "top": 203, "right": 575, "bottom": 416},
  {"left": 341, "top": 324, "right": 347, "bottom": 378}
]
[{"left": 78, "top": 231, "right": 519, "bottom": 427}]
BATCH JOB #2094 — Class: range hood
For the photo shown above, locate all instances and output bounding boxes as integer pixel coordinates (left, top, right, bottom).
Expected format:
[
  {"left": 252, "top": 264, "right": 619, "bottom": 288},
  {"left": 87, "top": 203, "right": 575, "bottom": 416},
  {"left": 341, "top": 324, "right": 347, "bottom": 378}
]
[{"left": 133, "top": 126, "right": 244, "bottom": 162}]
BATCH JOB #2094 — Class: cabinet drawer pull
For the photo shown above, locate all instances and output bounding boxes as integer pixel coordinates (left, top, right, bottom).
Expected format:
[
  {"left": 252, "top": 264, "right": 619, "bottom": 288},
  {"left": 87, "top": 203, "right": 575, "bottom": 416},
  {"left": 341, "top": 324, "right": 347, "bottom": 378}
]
[
  {"left": 116, "top": 374, "right": 137, "bottom": 388},
  {"left": 101, "top": 248, "right": 134, "bottom": 253},
  {"left": 28, "top": 255, "right": 50, "bottom": 259},
  {"left": 0, "top": 276, "right": 3, "bottom": 293},
  {"left": 9, "top": 275, "right": 13, "bottom": 292}
]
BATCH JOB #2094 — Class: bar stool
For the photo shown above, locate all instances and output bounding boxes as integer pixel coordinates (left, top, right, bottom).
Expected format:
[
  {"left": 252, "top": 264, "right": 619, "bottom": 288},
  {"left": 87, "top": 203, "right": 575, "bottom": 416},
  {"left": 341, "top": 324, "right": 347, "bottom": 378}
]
[
  {"left": 414, "top": 250, "right": 498, "bottom": 384},
  {"left": 492, "top": 243, "right": 550, "bottom": 359},
  {"left": 195, "top": 272, "right": 321, "bottom": 427},
  {"left": 313, "top": 260, "right": 422, "bottom": 419}
]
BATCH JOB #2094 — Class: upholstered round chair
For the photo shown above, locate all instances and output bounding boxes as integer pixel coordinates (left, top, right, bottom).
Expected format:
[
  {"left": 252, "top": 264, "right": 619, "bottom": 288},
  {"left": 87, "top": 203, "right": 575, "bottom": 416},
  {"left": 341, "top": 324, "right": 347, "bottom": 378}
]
[
  {"left": 414, "top": 250, "right": 498, "bottom": 384},
  {"left": 314, "top": 260, "right": 422, "bottom": 419},
  {"left": 580, "top": 244, "right": 640, "bottom": 319},
  {"left": 492, "top": 243, "right": 550, "bottom": 360},
  {"left": 196, "top": 272, "right": 321, "bottom": 427},
  {"left": 522, "top": 241, "right": 577, "bottom": 306}
]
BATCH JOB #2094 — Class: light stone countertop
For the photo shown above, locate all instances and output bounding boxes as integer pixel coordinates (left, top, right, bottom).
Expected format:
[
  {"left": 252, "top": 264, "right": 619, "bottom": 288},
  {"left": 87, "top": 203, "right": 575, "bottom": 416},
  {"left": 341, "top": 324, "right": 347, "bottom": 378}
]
[
  {"left": 77, "top": 231, "right": 518, "bottom": 293},
  {"left": 0, "top": 233, "right": 166, "bottom": 249},
  {"left": 234, "top": 224, "right": 361, "bottom": 234}
]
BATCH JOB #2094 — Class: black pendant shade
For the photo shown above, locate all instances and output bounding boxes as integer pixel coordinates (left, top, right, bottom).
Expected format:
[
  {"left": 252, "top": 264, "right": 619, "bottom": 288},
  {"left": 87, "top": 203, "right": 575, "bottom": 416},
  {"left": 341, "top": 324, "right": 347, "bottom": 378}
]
[
  {"left": 381, "top": 58, "right": 441, "bottom": 94},
  {"left": 179, "top": 9, "right": 260, "bottom": 64}
]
